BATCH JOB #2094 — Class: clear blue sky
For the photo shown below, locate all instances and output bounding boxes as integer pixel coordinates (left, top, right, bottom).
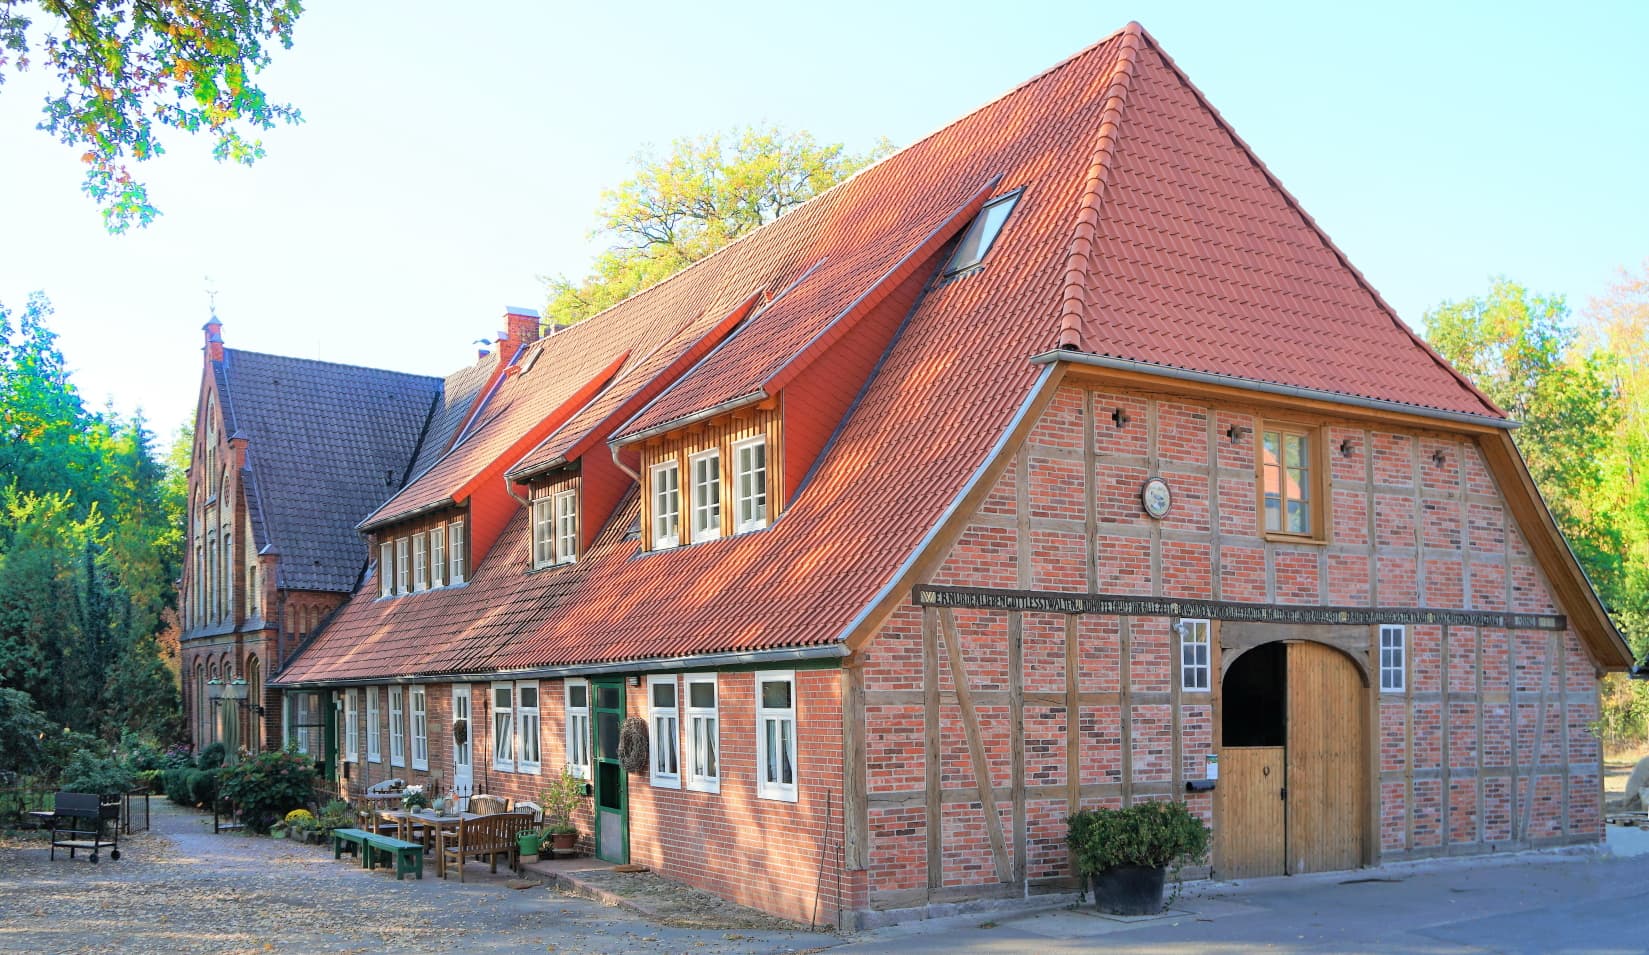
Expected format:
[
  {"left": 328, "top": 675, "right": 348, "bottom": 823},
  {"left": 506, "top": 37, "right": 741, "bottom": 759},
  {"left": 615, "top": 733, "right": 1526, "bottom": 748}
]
[{"left": 1, "top": 1, "right": 1645, "bottom": 441}]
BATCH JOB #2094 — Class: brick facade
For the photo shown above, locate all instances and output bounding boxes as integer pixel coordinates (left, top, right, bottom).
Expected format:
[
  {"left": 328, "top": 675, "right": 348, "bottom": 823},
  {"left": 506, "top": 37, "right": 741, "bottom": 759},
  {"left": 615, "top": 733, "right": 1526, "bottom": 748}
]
[{"left": 854, "top": 381, "right": 1604, "bottom": 916}]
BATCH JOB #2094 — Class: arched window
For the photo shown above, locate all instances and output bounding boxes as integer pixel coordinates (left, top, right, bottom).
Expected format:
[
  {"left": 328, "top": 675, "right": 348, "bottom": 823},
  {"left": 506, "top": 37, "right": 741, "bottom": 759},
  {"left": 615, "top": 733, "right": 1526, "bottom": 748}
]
[
  {"left": 223, "top": 529, "right": 234, "bottom": 622},
  {"left": 245, "top": 655, "right": 262, "bottom": 753},
  {"left": 194, "top": 663, "right": 207, "bottom": 747}
]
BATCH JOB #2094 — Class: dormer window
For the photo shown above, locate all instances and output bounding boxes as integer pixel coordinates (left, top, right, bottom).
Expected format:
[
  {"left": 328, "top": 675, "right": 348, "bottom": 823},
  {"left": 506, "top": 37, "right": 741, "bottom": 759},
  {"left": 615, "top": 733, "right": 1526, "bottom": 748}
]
[
  {"left": 429, "top": 527, "right": 446, "bottom": 587},
  {"left": 448, "top": 519, "right": 466, "bottom": 584},
  {"left": 378, "top": 542, "right": 393, "bottom": 598},
  {"left": 733, "top": 437, "right": 768, "bottom": 533},
  {"left": 651, "top": 461, "right": 681, "bottom": 549},
  {"left": 395, "top": 538, "right": 410, "bottom": 593},
  {"left": 945, "top": 191, "right": 1021, "bottom": 275},
  {"left": 690, "top": 450, "right": 721, "bottom": 542},
  {"left": 532, "top": 488, "right": 580, "bottom": 568},
  {"left": 413, "top": 535, "right": 428, "bottom": 591}
]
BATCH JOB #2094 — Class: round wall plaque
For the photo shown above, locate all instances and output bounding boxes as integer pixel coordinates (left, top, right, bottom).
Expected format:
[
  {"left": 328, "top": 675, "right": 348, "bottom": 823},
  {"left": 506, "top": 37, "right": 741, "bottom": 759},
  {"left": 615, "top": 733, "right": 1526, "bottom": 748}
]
[{"left": 1141, "top": 477, "right": 1172, "bottom": 520}]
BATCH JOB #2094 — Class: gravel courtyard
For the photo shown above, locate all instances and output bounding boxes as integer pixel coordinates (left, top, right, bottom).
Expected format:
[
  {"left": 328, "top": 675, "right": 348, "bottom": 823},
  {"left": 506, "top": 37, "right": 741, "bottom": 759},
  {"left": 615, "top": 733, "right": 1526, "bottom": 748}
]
[{"left": 0, "top": 800, "right": 829, "bottom": 955}]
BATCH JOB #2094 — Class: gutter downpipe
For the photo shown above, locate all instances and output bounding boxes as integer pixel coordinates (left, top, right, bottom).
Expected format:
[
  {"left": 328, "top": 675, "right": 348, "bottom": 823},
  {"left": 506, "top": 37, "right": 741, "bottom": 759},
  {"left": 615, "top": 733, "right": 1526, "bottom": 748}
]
[
  {"left": 610, "top": 442, "right": 641, "bottom": 483},
  {"left": 1030, "top": 351, "right": 1519, "bottom": 431}
]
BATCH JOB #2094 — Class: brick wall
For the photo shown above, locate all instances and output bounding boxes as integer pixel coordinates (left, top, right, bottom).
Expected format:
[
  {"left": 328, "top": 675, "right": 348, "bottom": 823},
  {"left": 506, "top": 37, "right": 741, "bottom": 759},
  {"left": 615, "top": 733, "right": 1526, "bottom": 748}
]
[
  {"left": 324, "top": 666, "right": 848, "bottom": 926},
  {"left": 856, "top": 381, "right": 1605, "bottom": 911}
]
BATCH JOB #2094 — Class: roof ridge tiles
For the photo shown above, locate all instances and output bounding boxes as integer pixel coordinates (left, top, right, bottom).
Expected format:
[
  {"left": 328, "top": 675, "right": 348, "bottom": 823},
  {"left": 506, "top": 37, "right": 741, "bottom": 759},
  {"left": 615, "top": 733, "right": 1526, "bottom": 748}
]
[
  {"left": 1125, "top": 26, "right": 1504, "bottom": 419},
  {"left": 1056, "top": 20, "right": 1145, "bottom": 352},
  {"left": 221, "top": 346, "right": 440, "bottom": 384}
]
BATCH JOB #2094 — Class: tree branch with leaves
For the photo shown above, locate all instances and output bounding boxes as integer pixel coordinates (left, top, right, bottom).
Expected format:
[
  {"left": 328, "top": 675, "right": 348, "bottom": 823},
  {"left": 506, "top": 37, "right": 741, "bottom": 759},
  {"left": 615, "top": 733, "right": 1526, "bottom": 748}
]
[{"left": 0, "top": 0, "right": 303, "bottom": 232}]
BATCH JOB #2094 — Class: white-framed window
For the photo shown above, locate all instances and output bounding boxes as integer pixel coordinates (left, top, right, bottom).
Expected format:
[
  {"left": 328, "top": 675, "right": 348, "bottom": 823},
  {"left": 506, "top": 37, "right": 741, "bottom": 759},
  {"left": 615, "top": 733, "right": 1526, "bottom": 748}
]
[
  {"left": 554, "top": 490, "right": 578, "bottom": 564},
  {"left": 518, "top": 682, "right": 541, "bottom": 773},
  {"left": 388, "top": 686, "right": 405, "bottom": 767},
  {"left": 756, "top": 671, "right": 797, "bottom": 801},
  {"left": 492, "top": 682, "right": 515, "bottom": 771},
  {"left": 684, "top": 674, "right": 720, "bottom": 793},
  {"left": 565, "top": 680, "right": 590, "bottom": 778},
  {"left": 532, "top": 495, "right": 556, "bottom": 569},
  {"left": 649, "top": 675, "right": 680, "bottom": 788},
  {"left": 344, "top": 690, "right": 359, "bottom": 763},
  {"left": 1380, "top": 624, "right": 1406, "bottom": 692},
  {"left": 366, "top": 687, "right": 381, "bottom": 762},
  {"left": 410, "top": 686, "right": 429, "bottom": 770},
  {"left": 448, "top": 520, "right": 466, "bottom": 584},
  {"left": 1179, "top": 619, "right": 1211, "bottom": 692},
  {"left": 395, "top": 537, "right": 410, "bottom": 594},
  {"left": 733, "top": 437, "right": 768, "bottom": 533},
  {"left": 413, "top": 535, "right": 428, "bottom": 591},
  {"left": 651, "top": 461, "right": 681, "bottom": 549},
  {"left": 429, "top": 528, "right": 445, "bottom": 587},
  {"left": 690, "top": 450, "right": 721, "bottom": 542},
  {"left": 379, "top": 542, "right": 393, "bottom": 598}
]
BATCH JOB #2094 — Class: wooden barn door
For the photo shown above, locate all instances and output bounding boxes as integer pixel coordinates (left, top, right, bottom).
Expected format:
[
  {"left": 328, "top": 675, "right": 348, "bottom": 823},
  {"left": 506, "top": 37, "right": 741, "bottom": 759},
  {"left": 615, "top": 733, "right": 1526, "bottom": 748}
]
[
  {"left": 1285, "top": 641, "right": 1367, "bottom": 874},
  {"left": 1216, "top": 747, "right": 1286, "bottom": 878}
]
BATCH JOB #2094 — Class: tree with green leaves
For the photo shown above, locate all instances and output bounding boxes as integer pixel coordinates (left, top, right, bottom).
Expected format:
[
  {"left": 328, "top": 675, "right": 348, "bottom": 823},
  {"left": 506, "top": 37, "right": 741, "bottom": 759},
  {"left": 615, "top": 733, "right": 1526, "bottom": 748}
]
[
  {"left": 0, "top": 0, "right": 303, "bottom": 232},
  {"left": 545, "top": 124, "right": 894, "bottom": 326},
  {"left": 0, "top": 293, "right": 183, "bottom": 746}
]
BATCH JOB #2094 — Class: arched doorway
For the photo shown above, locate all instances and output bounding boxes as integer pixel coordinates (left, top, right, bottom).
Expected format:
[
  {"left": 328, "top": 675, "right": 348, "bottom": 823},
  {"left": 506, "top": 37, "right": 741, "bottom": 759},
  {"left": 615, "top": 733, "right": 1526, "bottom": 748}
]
[{"left": 1216, "top": 640, "right": 1368, "bottom": 878}]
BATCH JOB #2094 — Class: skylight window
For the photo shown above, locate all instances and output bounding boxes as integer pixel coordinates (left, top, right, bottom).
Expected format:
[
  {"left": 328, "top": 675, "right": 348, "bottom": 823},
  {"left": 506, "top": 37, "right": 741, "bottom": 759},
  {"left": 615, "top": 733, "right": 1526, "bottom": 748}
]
[{"left": 945, "top": 191, "right": 1021, "bottom": 274}]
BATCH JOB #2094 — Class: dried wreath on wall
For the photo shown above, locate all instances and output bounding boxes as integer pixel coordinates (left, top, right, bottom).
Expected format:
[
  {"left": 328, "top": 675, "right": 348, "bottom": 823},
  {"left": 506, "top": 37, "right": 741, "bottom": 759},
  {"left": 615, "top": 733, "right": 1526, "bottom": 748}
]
[{"left": 617, "top": 716, "right": 650, "bottom": 774}]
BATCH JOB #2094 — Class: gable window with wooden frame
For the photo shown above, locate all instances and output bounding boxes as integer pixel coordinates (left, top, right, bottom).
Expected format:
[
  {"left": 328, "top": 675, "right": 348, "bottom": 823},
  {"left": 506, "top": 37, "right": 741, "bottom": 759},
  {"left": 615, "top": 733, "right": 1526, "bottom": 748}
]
[
  {"left": 945, "top": 189, "right": 1022, "bottom": 275},
  {"left": 448, "top": 519, "right": 466, "bottom": 585},
  {"left": 366, "top": 687, "right": 381, "bottom": 763},
  {"left": 492, "top": 682, "right": 516, "bottom": 772},
  {"left": 1179, "top": 619, "right": 1211, "bottom": 692},
  {"left": 565, "top": 680, "right": 590, "bottom": 778},
  {"left": 429, "top": 527, "right": 445, "bottom": 587},
  {"left": 649, "top": 675, "right": 680, "bottom": 788},
  {"left": 733, "top": 437, "right": 768, "bottom": 534},
  {"left": 410, "top": 686, "right": 429, "bottom": 771},
  {"left": 756, "top": 671, "right": 797, "bottom": 802},
  {"left": 344, "top": 690, "right": 359, "bottom": 763},
  {"left": 651, "top": 461, "right": 681, "bottom": 549},
  {"left": 684, "top": 674, "right": 719, "bottom": 794},
  {"left": 690, "top": 450, "right": 721, "bottom": 542},
  {"left": 554, "top": 490, "right": 578, "bottom": 564},
  {"left": 413, "top": 535, "right": 428, "bottom": 591},
  {"left": 1380, "top": 624, "right": 1406, "bottom": 692},
  {"left": 395, "top": 537, "right": 410, "bottom": 594},
  {"left": 388, "top": 686, "right": 406, "bottom": 768},
  {"left": 1259, "top": 423, "right": 1325, "bottom": 540},
  {"left": 532, "top": 494, "right": 556, "bottom": 569},
  {"left": 378, "top": 542, "right": 393, "bottom": 598}
]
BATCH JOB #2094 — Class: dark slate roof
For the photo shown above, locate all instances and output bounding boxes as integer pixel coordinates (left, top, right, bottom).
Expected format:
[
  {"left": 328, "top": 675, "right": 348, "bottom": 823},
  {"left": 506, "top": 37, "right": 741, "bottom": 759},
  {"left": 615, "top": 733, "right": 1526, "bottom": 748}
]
[
  {"left": 220, "top": 348, "right": 442, "bottom": 592},
  {"left": 406, "top": 353, "right": 498, "bottom": 480}
]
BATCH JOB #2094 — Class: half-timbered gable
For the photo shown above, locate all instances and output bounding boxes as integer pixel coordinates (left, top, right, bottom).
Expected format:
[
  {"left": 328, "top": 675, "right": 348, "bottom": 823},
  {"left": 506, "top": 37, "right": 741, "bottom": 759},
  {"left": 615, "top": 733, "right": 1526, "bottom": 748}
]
[{"left": 255, "top": 21, "right": 1628, "bottom": 929}]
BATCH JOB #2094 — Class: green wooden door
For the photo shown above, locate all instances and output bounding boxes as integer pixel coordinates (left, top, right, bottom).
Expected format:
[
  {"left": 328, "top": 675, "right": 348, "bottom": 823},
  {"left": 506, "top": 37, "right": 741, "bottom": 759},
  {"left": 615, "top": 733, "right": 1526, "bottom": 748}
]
[{"left": 592, "top": 678, "right": 628, "bottom": 863}]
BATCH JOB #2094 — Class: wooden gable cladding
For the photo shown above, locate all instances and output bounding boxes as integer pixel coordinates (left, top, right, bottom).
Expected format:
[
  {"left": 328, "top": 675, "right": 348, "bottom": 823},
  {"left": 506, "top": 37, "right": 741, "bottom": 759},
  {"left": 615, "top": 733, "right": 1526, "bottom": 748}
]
[{"left": 637, "top": 406, "right": 783, "bottom": 552}]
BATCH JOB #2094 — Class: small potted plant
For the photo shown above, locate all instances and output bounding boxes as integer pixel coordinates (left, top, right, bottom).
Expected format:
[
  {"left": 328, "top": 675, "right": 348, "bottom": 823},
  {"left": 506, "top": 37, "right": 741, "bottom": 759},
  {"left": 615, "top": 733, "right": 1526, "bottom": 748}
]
[
  {"left": 401, "top": 785, "right": 430, "bottom": 812},
  {"left": 1066, "top": 801, "right": 1209, "bottom": 916},
  {"left": 540, "top": 765, "right": 586, "bottom": 854}
]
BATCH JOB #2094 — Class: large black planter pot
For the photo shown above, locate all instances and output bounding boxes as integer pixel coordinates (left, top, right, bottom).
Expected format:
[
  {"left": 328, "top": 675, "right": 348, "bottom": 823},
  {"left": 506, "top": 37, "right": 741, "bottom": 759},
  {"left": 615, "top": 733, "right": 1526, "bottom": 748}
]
[{"left": 1090, "top": 864, "right": 1166, "bottom": 915}]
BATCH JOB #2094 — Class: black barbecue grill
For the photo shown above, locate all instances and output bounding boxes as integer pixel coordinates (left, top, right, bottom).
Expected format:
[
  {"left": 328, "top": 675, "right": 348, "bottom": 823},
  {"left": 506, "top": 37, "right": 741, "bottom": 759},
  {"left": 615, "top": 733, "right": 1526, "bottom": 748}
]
[{"left": 34, "top": 792, "right": 123, "bottom": 862}]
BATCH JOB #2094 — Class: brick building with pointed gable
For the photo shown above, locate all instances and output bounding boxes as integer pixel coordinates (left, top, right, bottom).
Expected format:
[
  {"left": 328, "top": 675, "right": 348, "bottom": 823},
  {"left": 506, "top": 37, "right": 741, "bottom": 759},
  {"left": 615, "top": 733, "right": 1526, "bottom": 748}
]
[{"left": 179, "top": 23, "right": 1630, "bottom": 928}]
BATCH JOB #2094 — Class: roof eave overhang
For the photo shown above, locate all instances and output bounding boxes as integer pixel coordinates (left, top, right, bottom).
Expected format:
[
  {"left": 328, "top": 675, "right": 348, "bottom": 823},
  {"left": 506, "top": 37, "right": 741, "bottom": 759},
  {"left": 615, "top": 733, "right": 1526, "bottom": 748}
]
[
  {"left": 611, "top": 390, "right": 768, "bottom": 448},
  {"left": 357, "top": 497, "right": 456, "bottom": 533},
  {"left": 1032, "top": 350, "right": 1515, "bottom": 431},
  {"left": 269, "top": 642, "right": 847, "bottom": 689}
]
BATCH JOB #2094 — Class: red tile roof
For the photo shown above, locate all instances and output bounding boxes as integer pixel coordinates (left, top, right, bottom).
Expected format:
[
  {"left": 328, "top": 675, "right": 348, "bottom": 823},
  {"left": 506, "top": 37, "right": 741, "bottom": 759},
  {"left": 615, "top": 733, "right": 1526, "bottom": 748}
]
[{"left": 277, "top": 23, "right": 1507, "bottom": 685}]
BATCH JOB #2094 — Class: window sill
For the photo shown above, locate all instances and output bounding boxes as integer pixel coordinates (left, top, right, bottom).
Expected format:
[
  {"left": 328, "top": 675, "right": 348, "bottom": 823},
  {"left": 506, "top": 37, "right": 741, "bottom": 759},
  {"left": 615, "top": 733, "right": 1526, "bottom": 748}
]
[
  {"left": 650, "top": 775, "right": 682, "bottom": 790},
  {"left": 757, "top": 788, "right": 798, "bottom": 804},
  {"left": 686, "top": 779, "right": 721, "bottom": 795},
  {"left": 1262, "top": 532, "right": 1329, "bottom": 546}
]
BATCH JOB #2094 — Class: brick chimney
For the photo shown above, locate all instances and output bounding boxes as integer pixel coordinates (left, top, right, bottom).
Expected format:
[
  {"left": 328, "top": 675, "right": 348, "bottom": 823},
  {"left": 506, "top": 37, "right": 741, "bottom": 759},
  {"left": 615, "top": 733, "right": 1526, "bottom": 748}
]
[
  {"left": 203, "top": 316, "right": 224, "bottom": 362},
  {"left": 500, "top": 306, "right": 542, "bottom": 356}
]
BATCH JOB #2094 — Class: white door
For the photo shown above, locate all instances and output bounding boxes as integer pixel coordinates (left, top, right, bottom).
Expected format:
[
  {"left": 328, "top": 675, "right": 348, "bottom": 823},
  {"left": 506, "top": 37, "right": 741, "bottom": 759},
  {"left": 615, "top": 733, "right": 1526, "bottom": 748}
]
[{"left": 452, "top": 684, "right": 473, "bottom": 792}]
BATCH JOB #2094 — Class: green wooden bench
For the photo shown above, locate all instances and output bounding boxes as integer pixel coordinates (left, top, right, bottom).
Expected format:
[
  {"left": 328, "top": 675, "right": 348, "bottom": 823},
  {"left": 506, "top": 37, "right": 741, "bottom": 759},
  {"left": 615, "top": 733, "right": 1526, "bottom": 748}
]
[
  {"left": 331, "top": 827, "right": 369, "bottom": 863},
  {"left": 363, "top": 832, "right": 424, "bottom": 880}
]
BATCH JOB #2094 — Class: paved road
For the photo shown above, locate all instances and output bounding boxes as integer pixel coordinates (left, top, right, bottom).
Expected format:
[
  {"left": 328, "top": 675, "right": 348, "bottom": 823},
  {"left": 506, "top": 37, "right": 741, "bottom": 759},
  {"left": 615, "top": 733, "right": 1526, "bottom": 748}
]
[{"left": 837, "top": 845, "right": 1649, "bottom": 954}]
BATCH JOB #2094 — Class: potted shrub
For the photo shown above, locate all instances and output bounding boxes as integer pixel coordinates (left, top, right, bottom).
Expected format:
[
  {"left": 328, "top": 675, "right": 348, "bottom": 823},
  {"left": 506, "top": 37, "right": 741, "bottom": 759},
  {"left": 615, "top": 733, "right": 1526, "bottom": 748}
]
[
  {"left": 539, "top": 766, "right": 586, "bottom": 854},
  {"left": 1066, "top": 801, "right": 1209, "bottom": 916}
]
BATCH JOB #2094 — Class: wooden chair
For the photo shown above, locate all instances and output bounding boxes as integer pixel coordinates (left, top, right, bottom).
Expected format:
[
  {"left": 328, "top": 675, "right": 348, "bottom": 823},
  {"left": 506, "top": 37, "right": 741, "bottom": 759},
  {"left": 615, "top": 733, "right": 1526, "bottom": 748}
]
[
  {"left": 468, "top": 794, "right": 510, "bottom": 815},
  {"left": 439, "top": 812, "right": 532, "bottom": 882}
]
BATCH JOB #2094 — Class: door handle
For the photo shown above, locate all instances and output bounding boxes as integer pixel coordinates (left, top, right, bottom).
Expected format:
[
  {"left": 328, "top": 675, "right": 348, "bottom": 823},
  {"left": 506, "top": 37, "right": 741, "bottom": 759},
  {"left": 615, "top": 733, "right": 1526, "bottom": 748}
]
[{"left": 1279, "top": 787, "right": 1287, "bottom": 800}]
